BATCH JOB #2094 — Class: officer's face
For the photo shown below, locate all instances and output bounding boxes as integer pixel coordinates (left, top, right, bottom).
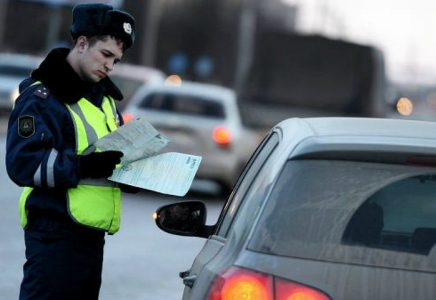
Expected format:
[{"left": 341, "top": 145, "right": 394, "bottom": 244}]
[{"left": 77, "top": 36, "right": 124, "bottom": 83}]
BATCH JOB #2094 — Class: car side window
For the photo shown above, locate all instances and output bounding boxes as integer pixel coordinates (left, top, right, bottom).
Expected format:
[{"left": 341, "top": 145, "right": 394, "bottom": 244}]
[
  {"left": 342, "top": 174, "right": 436, "bottom": 255},
  {"left": 140, "top": 93, "right": 225, "bottom": 119},
  {"left": 215, "top": 131, "right": 279, "bottom": 237}
]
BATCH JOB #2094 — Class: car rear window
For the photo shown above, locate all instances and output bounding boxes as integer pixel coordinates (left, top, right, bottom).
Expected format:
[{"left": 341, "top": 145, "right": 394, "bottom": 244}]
[
  {"left": 139, "top": 92, "right": 225, "bottom": 119},
  {"left": 111, "top": 76, "right": 144, "bottom": 101},
  {"left": 248, "top": 160, "right": 436, "bottom": 272}
]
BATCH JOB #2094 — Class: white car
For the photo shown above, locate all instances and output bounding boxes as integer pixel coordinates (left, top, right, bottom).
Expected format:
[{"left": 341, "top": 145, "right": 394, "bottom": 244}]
[
  {"left": 123, "top": 81, "right": 262, "bottom": 194},
  {"left": 0, "top": 53, "right": 43, "bottom": 113},
  {"left": 109, "top": 63, "right": 166, "bottom": 112}
]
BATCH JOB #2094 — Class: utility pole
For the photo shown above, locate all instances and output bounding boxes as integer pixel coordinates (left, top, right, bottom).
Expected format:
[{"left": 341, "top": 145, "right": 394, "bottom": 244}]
[
  {"left": 45, "top": 4, "right": 63, "bottom": 53},
  {"left": 234, "top": 0, "right": 259, "bottom": 96},
  {"left": 142, "top": 0, "right": 164, "bottom": 67},
  {"left": 0, "top": 0, "right": 8, "bottom": 52}
]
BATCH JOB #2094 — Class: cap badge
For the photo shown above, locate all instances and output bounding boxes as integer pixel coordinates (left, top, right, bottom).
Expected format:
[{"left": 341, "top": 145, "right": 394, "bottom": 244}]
[{"left": 123, "top": 22, "right": 132, "bottom": 35}]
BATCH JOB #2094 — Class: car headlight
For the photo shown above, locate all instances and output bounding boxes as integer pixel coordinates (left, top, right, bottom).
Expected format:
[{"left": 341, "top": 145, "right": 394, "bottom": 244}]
[{"left": 11, "top": 87, "right": 20, "bottom": 103}]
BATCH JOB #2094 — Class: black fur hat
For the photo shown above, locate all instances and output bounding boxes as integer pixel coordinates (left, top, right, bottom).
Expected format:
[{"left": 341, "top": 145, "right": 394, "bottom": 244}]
[{"left": 70, "top": 3, "right": 135, "bottom": 50}]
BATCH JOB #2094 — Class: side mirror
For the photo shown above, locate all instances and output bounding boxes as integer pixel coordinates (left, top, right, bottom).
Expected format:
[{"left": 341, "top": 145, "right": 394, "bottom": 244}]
[{"left": 154, "top": 200, "right": 214, "bottom": 238}]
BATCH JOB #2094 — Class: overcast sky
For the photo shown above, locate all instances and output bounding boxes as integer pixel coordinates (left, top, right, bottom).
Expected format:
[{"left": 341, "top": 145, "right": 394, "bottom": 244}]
[{"left": 281, "top": 0, "right": 436, "bottom": 84}]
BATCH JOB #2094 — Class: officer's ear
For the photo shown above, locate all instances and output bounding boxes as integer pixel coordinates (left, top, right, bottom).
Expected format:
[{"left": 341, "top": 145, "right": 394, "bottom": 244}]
[{"left": 76, "top": 36, "right": 89, "bottom": 52}]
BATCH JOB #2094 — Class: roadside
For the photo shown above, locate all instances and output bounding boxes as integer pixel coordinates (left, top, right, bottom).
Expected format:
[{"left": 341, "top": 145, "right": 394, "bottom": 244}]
[{"left": 0, "top": 116, "right": 8, "bottom": 135}]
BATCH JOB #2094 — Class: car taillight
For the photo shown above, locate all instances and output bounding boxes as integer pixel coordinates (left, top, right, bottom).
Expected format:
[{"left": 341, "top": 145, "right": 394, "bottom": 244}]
[
  {"left": 122, "top": 113, "right": 134, "bottom": 124},
  {"left": 207, "top": 267, "right": 272, "bottom": 300},
  {"left": 206, "top": 266, "right": 330, "bottom": 300},
  {"left": 275, "top": 278, "right": 330, "bottom": 300},
  {"left": 212, "top": 126, "right": 232, "bottom": 146}
]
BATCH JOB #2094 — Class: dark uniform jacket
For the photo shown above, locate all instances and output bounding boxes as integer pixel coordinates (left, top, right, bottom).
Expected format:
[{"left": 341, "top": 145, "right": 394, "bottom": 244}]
[{"left": 6, "top": 47, "right": 125, "bottom": 232}]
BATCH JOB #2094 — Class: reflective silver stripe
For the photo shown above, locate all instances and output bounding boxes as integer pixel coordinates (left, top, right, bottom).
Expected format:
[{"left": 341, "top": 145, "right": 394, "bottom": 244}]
[
  {"left": 101, "top": 97, "right": 109, "bottom": 125},
  {"left": 32, "top": 149, "right": 57, "bottom": 188},
  {"left": 67, "top": 104, "right": 80, "bottom": 153},
  {"left": 82, "top": 145, "right": 96, "bottom": 156},
  {"left": 102, "top": 97, "right": 118, "bottom": 130},
  {"left": 78, "top": 178, "right": 117, "bottom": 187},
  {"left": 34, "top": 164, "right": 42, "bottom": 188},
  {"left": 46, "top": 149, "right": 58, "bottom": 188},
  {"left": 69, "top": 103, "right": 99, "bottom": 147},
  {"left": 108, "top": 97, "right": 117, "bottom": 117}
]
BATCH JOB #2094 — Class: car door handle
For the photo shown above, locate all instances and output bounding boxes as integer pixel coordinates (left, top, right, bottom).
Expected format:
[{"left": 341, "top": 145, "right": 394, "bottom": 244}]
[{"left": 182, "top": 275, "right": 197, "bottom": 288}]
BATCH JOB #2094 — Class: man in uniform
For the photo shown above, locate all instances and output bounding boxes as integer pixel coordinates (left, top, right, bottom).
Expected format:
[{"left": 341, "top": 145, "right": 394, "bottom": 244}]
[{"left": 6, "top": 3, "right": 137, "bottom": 299}]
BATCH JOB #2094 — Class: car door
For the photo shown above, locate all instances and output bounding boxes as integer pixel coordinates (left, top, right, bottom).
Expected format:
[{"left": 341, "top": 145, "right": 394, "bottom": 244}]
[{"left": 181, "top": 130, "right": 280, "bottom": 299}]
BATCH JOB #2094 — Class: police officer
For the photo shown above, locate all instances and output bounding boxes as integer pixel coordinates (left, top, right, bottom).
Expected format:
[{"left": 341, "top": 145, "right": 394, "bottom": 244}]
[{"left": 6, "top": 3, "right": 137, "bottom": 299}]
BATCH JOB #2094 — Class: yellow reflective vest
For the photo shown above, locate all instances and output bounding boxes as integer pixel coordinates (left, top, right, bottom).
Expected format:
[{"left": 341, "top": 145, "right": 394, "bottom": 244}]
[{"left": 19, "top": 83, "right": 122, "bottom": 234}]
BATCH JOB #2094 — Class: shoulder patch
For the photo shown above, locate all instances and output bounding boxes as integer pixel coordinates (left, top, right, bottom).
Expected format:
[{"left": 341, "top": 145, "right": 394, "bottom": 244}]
[
  {"left": 18, "top": 115, "right": 35, "bottom": 138},
  {"left": 33, "top": 86, "right": 50, "bottom": 99}
]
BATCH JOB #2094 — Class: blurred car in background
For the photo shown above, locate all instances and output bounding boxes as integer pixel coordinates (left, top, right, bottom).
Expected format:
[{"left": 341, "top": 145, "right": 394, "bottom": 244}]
[
  {"left": 155, "top": 117, "right": 436, "bottom": 300},
  {"left": 110, "top": 63, "right": 166, "bottom": 112},
  {"left": 0, "top": 54, "right": 165, "bottom": 115},
  {"left": 123, "top": 81, "right": 262, "bottom": 194},
  {"left": 0, "top": 53, "right": 43, "bottom": 114}
]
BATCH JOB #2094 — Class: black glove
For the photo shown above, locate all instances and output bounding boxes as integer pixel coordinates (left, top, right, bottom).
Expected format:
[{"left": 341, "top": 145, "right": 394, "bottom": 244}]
[
  {"left": 119, "top": 183, "right": 141, "bottom": 194},
  {"left": 80, "top": 151, "right": 123, "bottom": 179}
]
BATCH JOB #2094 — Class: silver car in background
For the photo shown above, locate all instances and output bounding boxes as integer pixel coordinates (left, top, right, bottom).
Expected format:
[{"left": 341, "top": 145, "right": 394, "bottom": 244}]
[
  {"left": 110, "top": 63, "right": 166, "bottom": 112},
  {"left": 123, "top": 81, "right": 262, "bottom": 194},
  {"left": 156, "top": 117, "right": 436, "bottom": 300},
  {"left": 0, "top": 53, "right": 43, "bottom": 114}
]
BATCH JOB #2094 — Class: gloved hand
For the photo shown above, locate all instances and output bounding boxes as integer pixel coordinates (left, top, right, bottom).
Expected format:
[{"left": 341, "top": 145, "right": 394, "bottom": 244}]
[
  {"left": 119, "top": 183, "right": 141, "bottom": 194},
  {"left": 80, "top": 151, "right": 123, "bottom": 179}
]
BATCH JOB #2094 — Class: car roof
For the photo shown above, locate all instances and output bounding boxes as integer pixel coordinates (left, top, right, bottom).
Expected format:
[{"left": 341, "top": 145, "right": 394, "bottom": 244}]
[
  {"left": 110, "top": 63, "right": 165, "bottom": 83},
  {"left": 276, "top": 117, "right": 436, "bottom": 164},
  {"left": 133, "top": 81, "right": 236, "bottom": 104}
]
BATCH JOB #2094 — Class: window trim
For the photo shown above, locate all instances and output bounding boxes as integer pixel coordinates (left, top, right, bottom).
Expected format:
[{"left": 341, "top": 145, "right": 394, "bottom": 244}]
[{"left": 215, "top": 130, "right": 280, "bottom": 238}]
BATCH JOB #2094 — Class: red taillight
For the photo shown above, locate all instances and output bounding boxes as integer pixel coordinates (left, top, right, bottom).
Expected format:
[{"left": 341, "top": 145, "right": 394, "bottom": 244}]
[
  {"left": 122, "top": 113, "right": 134, "bottom": 124},
  {"left": 207, "top": 267, "right": 330, "bottom": 300},
  {"left": 212, "top": 126, "right": 232, "bottom": 146},
  {"left": 276, "top": 278, "right": 330, "bottom": 300},
  {"left": 207, "top": 267, "right": 272, "bottom": 300}
]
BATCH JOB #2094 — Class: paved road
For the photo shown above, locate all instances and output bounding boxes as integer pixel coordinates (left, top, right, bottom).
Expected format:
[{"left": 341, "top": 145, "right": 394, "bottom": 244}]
[
  {"left": 0, "top": 127, "right": 225, "bottom": 300},
  {"left": 0, "top": 117, "right": 7, "bottom": 135}
]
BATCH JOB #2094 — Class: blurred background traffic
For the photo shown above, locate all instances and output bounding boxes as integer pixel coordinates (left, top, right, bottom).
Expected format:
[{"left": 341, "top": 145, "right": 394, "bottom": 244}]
[
  {"left": 1, "top": 0, "right": 436, "bottom": 190},
  {"left": 1, "top": 0, "right": 436, "bottom": 122}
]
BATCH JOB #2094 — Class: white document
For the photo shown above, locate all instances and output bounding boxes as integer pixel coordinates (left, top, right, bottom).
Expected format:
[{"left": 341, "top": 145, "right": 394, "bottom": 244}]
[
  {"left": 93, "top": 116, "right": 202, "bottom": 196},
  {"left": 109, "top": 153, "right": 202, "bottom": 197},
  {"left": 94, "top": 116, "right": 170, "bottom": 165}
]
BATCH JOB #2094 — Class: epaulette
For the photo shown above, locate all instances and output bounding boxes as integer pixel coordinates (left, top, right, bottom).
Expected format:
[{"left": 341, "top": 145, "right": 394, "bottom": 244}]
[{"left": 33, "top": 85, "right": 51, "bottom": 100}]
